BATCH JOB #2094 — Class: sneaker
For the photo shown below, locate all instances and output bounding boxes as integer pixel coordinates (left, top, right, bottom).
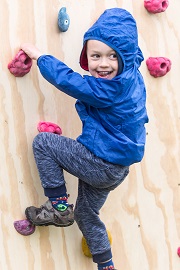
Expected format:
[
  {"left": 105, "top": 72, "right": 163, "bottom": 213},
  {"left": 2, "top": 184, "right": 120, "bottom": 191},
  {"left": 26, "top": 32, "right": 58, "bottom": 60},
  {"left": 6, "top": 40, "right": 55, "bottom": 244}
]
[{"left": 25, "top": 200, "right": 74, "bottom": 227}]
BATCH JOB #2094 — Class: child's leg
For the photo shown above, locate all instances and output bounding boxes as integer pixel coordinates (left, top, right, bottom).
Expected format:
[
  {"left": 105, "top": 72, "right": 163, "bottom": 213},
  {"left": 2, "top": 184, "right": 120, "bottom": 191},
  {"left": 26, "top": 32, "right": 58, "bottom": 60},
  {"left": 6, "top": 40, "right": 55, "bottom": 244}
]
[
  {"left": 27, "top": 132, "right": 128, "bottom": 267},
  {"left": 31, "top": 132, "right": 128, "bottom": 192},
  {"left": 26, "top": 132, "right": 128, "bottom": 229},
  {"left": 74, "top": 180, "right": 114, "bottom": 267},
  {"left": 75, "top": 180, "right": 111, "bottom": 260}
]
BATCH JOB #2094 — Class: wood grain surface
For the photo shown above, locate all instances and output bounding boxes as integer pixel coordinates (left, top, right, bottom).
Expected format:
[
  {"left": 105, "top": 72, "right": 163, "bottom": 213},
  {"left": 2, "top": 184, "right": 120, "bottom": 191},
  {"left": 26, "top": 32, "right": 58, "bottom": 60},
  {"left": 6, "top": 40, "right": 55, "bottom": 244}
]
[{"left": 0, "top": 0, "right": 180, "bottom": 269}]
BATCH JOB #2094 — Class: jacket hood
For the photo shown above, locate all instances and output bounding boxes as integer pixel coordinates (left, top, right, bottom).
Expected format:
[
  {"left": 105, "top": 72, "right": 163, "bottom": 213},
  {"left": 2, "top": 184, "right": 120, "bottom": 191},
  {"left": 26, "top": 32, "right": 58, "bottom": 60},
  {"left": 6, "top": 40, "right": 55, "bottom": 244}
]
[{"left": 80, "top": 8, "right": 144, "bottom": 73}]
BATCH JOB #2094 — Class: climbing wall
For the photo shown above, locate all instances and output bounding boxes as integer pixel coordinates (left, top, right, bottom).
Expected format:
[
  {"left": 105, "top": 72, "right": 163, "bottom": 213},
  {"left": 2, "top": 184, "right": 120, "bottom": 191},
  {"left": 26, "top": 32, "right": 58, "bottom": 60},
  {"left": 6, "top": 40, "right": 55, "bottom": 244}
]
[{"left": 0, "top": 0, "right": 180, "bottom": 269}]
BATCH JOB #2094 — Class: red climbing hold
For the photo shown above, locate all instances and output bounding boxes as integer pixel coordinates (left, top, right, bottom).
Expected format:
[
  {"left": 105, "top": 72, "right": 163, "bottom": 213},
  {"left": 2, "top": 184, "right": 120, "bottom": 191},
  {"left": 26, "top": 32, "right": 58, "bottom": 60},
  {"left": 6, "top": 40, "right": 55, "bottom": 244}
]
[
  {"left": 144, "top": 0, "right": 169, "bottom": 13},
  {"left": 8, "top": 50, "right": 32, "bottom": 77},
  {"left": 146, "top": 57, "right": 171, "bottom": 78},
  {"left": 37, "top": 121, "right": 62, "bottom": 135},
  {"left": 14, "top": 219, "right": 35, "bottom": 236},
  {"left": 177, "top": 247, "right": 180, "bottom": 257}
]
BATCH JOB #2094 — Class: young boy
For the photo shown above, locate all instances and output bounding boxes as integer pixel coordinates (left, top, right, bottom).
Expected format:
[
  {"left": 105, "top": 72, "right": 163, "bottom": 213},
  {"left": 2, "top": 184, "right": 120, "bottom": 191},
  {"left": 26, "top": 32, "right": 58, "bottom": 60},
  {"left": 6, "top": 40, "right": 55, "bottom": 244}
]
[{"left": 21, "top": 8, "right": 148, "bottom": 270}]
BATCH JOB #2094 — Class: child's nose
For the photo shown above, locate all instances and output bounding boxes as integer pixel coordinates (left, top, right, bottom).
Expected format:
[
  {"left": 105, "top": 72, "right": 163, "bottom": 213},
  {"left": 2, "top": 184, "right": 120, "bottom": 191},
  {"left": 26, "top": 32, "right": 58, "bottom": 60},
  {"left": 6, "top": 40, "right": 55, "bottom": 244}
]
[{"left": 99, "top": 57, "right": 109, "bottom": 67}]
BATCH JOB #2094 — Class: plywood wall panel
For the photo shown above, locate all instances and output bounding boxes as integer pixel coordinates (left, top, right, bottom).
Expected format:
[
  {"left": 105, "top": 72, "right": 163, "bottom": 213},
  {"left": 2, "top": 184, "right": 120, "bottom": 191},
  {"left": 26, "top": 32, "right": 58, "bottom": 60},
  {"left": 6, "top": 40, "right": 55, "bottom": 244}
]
[{"left": 0, "top": 0, "right": 180, "bottom": 269}]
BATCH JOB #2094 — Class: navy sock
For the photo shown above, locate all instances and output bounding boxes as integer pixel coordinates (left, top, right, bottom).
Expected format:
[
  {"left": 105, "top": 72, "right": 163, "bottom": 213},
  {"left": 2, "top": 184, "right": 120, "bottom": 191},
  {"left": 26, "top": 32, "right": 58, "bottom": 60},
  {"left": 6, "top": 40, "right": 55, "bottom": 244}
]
[
  {"left": 49, "top": 194, "right": 69, "bottom": 211},
  {"left": 98, "top": 259, "right": 114, "bottom": 270}
]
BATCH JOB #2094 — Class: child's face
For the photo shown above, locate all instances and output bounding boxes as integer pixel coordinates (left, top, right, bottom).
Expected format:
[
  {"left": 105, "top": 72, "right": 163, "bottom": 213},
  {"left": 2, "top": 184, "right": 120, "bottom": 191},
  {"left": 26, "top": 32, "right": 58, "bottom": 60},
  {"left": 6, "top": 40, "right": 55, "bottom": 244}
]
[{"left": 86, "top": 40, "right": 118, "bottom": 79}]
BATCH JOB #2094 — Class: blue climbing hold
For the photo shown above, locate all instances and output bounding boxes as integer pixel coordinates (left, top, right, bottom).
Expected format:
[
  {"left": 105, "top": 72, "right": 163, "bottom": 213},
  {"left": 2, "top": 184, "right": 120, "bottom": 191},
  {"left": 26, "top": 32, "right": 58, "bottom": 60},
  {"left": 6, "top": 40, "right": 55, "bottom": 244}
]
[{"left": 58, "top": 7, "right": 70, "bottom": 32}]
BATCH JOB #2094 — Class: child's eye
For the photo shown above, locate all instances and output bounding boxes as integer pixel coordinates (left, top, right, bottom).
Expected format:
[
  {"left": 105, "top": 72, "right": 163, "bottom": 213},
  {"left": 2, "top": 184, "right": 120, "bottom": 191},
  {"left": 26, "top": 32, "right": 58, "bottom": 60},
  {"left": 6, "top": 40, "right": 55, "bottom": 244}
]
[
  {"left": 110, "top": 53, "right": 117, "bottom": 59},
  {"left": 91, "top": 54, "right": 100, "bottom": 59}
]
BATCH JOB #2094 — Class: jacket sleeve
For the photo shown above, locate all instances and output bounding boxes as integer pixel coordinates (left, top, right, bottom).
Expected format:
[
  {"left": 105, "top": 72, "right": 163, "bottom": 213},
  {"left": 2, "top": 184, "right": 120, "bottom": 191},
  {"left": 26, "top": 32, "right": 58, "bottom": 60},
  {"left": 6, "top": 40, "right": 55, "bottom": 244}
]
[{"left": 37, "top": 55, "right": 117, "bottom": 108}]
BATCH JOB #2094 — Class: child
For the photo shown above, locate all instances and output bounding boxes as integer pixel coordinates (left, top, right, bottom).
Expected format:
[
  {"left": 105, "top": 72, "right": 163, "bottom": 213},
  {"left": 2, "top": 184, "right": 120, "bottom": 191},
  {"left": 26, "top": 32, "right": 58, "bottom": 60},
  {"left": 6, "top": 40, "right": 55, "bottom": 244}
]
[{"left": 21, "top": 8, "right": 148, "bottom": 270}]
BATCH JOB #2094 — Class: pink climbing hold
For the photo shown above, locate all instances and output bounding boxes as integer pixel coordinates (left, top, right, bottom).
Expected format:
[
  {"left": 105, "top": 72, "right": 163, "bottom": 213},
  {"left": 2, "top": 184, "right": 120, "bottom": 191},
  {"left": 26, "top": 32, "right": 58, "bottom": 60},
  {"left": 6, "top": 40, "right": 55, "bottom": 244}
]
[
  {"left": 144, "top": 0, "right": 169, "bottom": 13},
  {"left": 37, "top": 121, "right": 62, "bottom": 135},
  {"left": 177, "top": 247, "right": 180, "bottom": 257},
  {"left": 8, "top": 50, "right": 32, "bottom": 77},
  {"left": 14, "top": 219, "right": 35, "bottom": 236},
  {"left": 146, "top": 57, "right": 171, "bottom": 78}
]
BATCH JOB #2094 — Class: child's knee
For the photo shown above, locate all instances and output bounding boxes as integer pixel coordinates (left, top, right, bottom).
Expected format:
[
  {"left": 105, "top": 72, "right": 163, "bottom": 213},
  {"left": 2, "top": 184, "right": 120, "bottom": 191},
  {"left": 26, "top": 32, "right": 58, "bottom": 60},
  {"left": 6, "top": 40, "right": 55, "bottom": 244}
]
[
  {"left": 33, "top": 132, "right": 42, "bottom": 145},
  {"left": 32, "top": 132, "right": 48, "bottom": 150}
]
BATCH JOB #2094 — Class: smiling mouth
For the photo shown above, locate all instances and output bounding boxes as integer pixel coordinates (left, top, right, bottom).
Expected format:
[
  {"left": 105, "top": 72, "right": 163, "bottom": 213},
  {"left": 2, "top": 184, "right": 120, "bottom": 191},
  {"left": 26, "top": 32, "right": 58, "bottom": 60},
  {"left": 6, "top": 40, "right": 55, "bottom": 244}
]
[{"left": 97, "top": 71, "right": 113, "bottom": 77}]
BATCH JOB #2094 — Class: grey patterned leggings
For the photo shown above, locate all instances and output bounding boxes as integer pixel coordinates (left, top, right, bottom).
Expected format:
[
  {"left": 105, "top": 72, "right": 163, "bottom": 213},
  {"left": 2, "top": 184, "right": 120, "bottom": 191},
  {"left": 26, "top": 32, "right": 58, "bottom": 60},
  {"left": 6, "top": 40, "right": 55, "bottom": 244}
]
[{"left": 32, "top": 132, "right": 129, "bottom": 263}]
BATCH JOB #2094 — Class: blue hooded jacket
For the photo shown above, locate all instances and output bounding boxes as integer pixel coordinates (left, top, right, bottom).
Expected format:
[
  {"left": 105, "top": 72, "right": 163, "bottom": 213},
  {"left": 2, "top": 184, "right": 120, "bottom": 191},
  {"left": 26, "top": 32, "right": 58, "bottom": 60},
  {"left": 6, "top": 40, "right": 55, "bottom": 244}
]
[{"left": 37, "top": 8, "right": 148, "bottom": 166}]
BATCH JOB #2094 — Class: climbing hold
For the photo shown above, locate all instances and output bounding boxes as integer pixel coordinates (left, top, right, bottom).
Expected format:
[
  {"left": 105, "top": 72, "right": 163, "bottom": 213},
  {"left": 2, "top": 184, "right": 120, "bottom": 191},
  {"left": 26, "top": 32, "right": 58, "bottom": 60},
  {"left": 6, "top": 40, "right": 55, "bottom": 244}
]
[
  {"left": 8, "top": 50, "right": 32, "bottom": 77},
  {"left": 58, "top": 7, "right": 70, "bottom": 32},
  {"left": 14, "top": 219, "right": 35, "bottom": 236},
  {"left": 37, "top": 121, "right": 62, "bottom": 135},
  {"left": 82, "top": 230, "right": 112, "bottom": 258},
  {"left": 144, "top": 0, "right": 169, "bottom": 13},
  {"left": 146, "top": 57, "right": 171, "bottom": 78},
  {"left": 177, "top": 247, "right": 180, "bottom": 257}
]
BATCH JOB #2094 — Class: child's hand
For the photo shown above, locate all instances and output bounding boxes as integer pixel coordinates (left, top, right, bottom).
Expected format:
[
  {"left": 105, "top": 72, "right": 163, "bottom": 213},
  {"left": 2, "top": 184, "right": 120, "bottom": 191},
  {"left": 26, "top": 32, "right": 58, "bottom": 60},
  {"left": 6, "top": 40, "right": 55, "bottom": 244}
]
[{"left": 20, "top": 43, "right": 43, "bottom": 60}]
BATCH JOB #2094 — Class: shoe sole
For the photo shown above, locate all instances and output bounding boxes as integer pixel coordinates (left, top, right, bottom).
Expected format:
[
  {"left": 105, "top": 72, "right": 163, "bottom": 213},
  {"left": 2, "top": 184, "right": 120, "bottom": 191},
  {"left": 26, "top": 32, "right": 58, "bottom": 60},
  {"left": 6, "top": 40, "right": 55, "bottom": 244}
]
[{"left": 25, "top": 209, "right": 74, "bottom": 227}]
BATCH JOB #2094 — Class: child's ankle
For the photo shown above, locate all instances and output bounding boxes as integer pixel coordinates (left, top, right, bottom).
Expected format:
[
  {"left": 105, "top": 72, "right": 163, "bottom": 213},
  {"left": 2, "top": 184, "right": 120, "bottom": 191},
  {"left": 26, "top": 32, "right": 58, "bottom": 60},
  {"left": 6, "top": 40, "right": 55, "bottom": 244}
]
[
  {"left": 49, "top": 194, "right": 69, "bottom": 211},
  {"left": 98, "top": 259, "right": 115, "bottom": 270}
]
